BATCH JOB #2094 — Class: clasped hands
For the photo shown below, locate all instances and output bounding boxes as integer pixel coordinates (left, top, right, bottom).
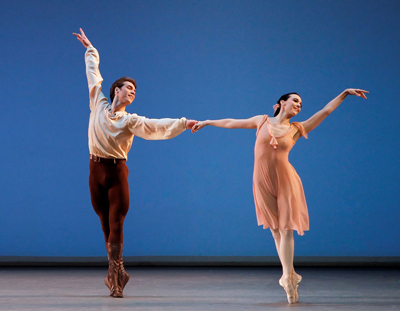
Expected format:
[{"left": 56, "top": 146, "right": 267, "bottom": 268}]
[{"left": 186, "top": 120, "right": 206, "bottom": 133}]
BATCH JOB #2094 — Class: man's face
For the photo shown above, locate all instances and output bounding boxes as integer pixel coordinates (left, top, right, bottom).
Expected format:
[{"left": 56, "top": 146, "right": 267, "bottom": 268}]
[{"left": 116, "top": 81, "right": 136, "bottom": 105}]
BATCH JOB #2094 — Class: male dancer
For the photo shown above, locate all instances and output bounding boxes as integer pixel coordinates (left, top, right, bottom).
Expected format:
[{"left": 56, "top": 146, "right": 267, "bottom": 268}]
[{"left": 73, "top": 28, "right": 197, "bottom": 298}]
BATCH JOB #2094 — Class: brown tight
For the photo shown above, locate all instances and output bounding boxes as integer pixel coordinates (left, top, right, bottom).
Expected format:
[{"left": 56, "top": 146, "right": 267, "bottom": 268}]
[{"left": 89, "top": 160, "right": 130, "bottom": 245}]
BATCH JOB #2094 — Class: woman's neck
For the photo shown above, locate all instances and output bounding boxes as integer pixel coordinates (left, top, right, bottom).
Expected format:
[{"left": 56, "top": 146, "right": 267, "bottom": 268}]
[{"left": 272, "top": 113, "right": 291, "bottom": 126}]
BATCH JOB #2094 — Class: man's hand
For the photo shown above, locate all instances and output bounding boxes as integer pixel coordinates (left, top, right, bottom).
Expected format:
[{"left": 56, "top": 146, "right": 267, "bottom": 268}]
[
  {"left": 191, "top": 121, "right": 207, "bottom": 133},
  {"left": 186, "top": 120, "right": 198, "bottom": 133},
  {"left": 73, "top": 28, "right": 92, "bottom": 48}
]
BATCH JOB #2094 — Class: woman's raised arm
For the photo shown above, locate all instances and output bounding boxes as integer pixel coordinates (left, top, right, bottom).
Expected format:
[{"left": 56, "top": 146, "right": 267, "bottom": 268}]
[
  {"left": 301, "top": 89, "right": 368, "bottom": 134},
  {"left": 192, "top": 115, "right": 264, "bottom": 132}
]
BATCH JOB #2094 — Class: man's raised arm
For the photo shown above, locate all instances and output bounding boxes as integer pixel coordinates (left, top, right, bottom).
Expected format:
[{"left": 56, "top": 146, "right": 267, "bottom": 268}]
[{"left": 73, "top": 28, "right": 104, "bottom": 110}]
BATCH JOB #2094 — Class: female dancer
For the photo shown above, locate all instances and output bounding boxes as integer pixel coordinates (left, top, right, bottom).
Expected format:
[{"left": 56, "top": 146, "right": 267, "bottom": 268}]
[{"left": 192, "top": 89, "right": 368, "bottom": 303}]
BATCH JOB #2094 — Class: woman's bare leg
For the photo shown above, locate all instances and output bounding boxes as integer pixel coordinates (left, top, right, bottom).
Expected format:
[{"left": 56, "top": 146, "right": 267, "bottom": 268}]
[
  {"left": 270, "top": 229, "right": 301, "bottom": 282},
  {"left": 278, "top": 230, "right": 294, "bottom": 276},
  {"left": 269, "top": 229, "right": 297, "bottom": 303}
]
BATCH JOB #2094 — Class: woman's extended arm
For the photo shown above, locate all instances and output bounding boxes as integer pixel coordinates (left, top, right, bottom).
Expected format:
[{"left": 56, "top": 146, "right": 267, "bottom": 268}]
[
  {"left": 192, "top": 115, "right": 264, "bottom": 132},
  {"left": 301, "top": 89, "right": 368, "bottom": 134}
]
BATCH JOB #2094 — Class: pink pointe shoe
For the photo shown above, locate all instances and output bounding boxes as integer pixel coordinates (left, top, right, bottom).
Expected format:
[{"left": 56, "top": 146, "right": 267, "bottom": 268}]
[
  {"left": 279, "top": 272, "right": 301, "bottom": 303},
  {"left": 279, "top": 273, "right": 297, "bottom": 304}
]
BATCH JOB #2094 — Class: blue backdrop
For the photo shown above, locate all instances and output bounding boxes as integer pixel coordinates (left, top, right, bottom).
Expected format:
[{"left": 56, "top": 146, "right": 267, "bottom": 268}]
[{"left": 0, "top": 0, "right": 399, "bottom": 257}]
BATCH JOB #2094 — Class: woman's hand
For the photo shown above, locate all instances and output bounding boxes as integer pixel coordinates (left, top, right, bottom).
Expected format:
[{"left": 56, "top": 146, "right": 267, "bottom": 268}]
[
  {"left": 191, "top": 121, "right": 208, "bottom": 133},
  {"left": 345, "top": 89, "right": 369, "bottom": 99},
  {"left": 73, "top": 28, "right": 92, "bottom": 48}
]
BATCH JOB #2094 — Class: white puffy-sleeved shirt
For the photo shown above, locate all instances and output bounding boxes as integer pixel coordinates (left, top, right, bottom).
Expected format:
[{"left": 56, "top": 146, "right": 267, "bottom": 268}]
[{"left": 85, "top": 45, "right": 187, "bottom": 160}]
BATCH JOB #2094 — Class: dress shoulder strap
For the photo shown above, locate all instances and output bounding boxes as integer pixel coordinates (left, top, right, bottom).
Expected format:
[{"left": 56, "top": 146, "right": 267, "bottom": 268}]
[
  {"left": 256, "top": 115, "right": 269, "bottom": 136},
  {"left": 291, "top": 122, "right": 308, "bottom": 139}
]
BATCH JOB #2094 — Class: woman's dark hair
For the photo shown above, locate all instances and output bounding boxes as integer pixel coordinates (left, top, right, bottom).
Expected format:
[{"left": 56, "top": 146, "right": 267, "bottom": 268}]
[
  {"left": 274, "top": 92, "right": 300, "bottom": 117},
  {"left": 110, "top": 77, "right": 137, "bottom": 103}
]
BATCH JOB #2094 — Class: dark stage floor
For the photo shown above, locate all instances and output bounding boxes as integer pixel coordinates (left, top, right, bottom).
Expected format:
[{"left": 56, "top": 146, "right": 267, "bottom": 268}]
[{"left": 0, "top": 267, "right": 399, "bottom": 310}]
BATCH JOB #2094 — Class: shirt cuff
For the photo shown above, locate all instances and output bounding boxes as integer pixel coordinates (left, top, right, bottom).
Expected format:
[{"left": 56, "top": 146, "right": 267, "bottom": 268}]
[{"left": 181, "top": 117, "right": 187, "bottom": 129}]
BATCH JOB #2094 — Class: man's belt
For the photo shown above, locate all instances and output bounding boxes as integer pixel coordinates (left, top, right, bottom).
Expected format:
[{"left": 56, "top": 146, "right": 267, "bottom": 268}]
[{"left": 89, "top": 154, "right": 126, "bottom": 164}]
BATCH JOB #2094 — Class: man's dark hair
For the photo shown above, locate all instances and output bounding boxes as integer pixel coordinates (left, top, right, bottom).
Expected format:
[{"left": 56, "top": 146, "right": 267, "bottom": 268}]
[
  {"left": 274, "top": 92, "right": 301, "bottom": 117},
  {"left": 110, "top": 77, "right": 137, "bottom": 103}
]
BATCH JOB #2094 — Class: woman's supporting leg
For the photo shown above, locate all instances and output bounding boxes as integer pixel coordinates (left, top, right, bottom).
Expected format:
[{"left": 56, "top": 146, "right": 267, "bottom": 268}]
[
  {"left": 270, "top": 228, "right": 282, "bottom": 261},
  {"left": 270, "top": 228, "right": 301, "bottom": 284},
  {"left": 278, "top": 229, "right": 294, "bottom": 276},
  {"left": 270, "top": 229, "right": 297, "bottom": 303}
]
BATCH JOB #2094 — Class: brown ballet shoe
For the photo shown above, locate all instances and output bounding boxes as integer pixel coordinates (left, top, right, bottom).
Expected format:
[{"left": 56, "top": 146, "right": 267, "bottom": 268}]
[
  {"left": 105, "top": 243, "right": 124, "bottom": 298},
  {"left": 279, "top": 273, "right": 296, "bottom": 304},
  {"left": 119, "top": 260, "right": 130, "bottom": 291},
  {"left": 104, "top": 274, "right": 121, "bottom": 297},
  {"left": 104, "top": 267, "right": 123, "bottom": 297}
]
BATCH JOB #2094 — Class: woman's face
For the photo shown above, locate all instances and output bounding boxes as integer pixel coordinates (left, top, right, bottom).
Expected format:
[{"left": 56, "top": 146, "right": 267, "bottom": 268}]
[{"left": 281, "top": 94, "right": 302, "bottom": 117}]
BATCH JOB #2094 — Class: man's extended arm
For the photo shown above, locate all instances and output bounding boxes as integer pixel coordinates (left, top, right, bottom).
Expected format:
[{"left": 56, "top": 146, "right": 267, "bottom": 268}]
[
  {"left": 129, "top": 115, "right": 197, "bottom": 140},
  {"left": 73, "top": 28, "right": 104, "bottom": 110}
]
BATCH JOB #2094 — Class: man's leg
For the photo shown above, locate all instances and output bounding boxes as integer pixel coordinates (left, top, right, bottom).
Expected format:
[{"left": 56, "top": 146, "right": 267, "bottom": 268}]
[
  {"left": 105, "top": 163, "right": 130, "bottom": 297},
  {"left": 108, "top": 163, "right": 130, "bottom": 244},
  {"left": 89, "top": 161, "right": 111, "bottom": 246}
]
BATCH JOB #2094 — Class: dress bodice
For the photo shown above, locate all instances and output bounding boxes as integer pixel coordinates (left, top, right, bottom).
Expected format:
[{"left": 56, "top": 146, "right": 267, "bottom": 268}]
[{"left": 255, "top": 115, "right": 306, "bottom": 155}]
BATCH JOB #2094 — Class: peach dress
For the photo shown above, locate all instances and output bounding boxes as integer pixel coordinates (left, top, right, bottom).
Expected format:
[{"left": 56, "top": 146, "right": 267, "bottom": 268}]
[{"left": 253, "top": 115, "right": 309, "bottom": 235}]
